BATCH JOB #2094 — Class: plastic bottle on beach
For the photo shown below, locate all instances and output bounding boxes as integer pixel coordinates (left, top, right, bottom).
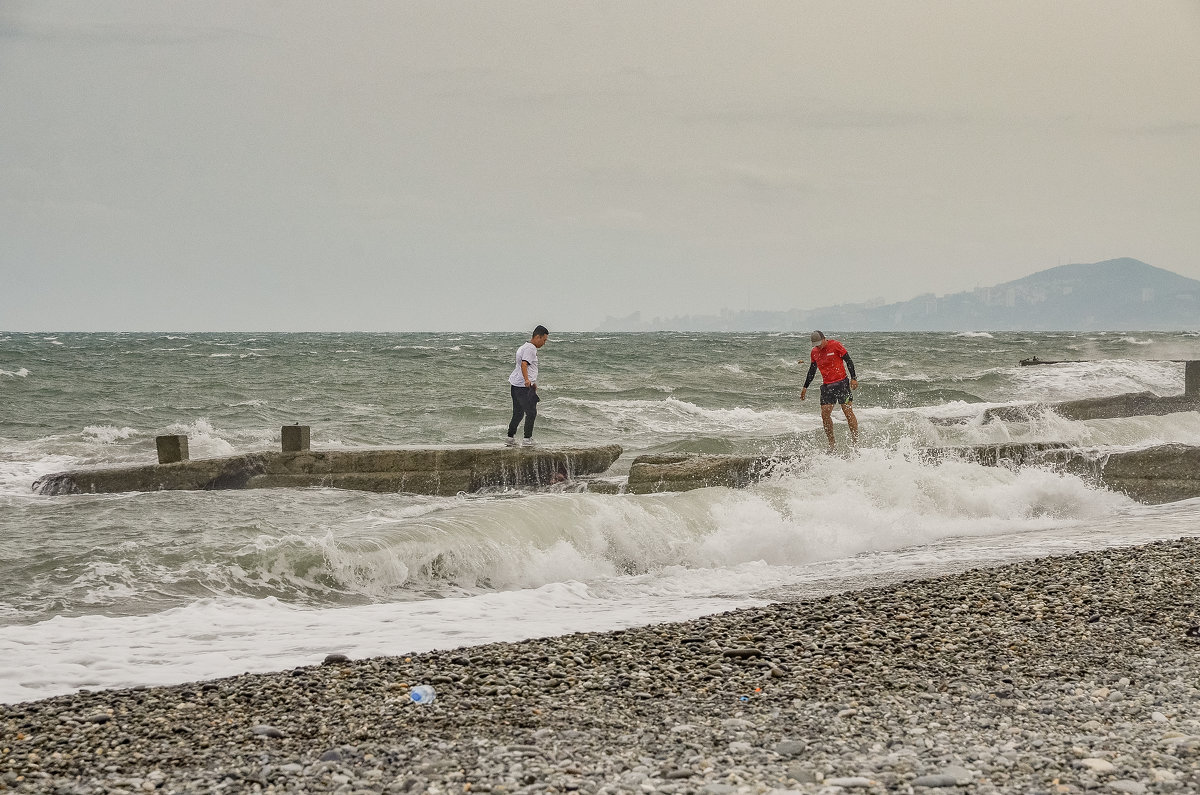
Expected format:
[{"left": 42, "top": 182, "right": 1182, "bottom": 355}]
[{"left": 409, "top": 685, "right": 437, "bottom": 704}]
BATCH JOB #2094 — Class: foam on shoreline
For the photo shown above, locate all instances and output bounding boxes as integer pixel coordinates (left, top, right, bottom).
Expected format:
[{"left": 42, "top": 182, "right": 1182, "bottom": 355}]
[{"left": 4, "top": 538, "right": 1199, "bottom": 793}]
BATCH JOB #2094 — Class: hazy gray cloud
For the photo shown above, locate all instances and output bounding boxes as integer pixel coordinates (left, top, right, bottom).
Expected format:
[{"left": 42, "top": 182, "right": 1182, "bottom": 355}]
[{"left": 2, "top": 1, "right": 1198, "bottom": 331}]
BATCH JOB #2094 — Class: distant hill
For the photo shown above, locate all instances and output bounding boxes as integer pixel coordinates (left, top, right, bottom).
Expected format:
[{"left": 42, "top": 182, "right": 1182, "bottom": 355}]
[{"left": 597, "top": 258, "right": 1200, "bottom": 332}]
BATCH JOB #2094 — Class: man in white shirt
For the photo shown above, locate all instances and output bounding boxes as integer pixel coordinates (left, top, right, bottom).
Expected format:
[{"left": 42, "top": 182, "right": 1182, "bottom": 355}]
[{"left": 506, "top": 325, "right": 549, "bottom": 446}]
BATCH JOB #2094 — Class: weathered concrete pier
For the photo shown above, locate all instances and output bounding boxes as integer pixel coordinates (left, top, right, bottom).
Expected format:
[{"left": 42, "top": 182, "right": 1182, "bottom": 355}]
[
  {"left": 623, "top": 443, "right": 1200, "bottom": 505},
  {"left": 985, "top": 360, "right": 1200, "bottom": 422},
  {"left": 33, "top": 427, "right": 623, "bottom": 497}
]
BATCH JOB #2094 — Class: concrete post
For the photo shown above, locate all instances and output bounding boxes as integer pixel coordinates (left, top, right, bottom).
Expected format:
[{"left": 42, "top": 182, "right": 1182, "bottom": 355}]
[
  {"left": 1187, "top": 361, "right": 1200, "bottom": 399},
  {"left": 156, "top": 435, "right": 189, "bottom": 464},
  {"left": 282, "top": 425, "right": 310, "bottom": 452}
]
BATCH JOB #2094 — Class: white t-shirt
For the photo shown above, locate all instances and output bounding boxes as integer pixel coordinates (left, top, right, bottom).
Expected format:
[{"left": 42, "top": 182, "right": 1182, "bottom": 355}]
[{"left": 508, "top": 342, "right": 539, "bottom": 387}]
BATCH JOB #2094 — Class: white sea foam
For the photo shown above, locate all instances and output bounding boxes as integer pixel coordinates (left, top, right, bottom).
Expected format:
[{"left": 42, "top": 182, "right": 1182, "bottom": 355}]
[
  {"left": 82, "top": 425, "right": 139, "bottom": 444},
  {"left": 0, "top": 368, "right": 30, "bottom": 378},
  {"left": 163, "top": 418, "right": 237, "bottom": 457},
  {"left": 1009, "top": 359, "right": 1182, "bottom": 402},
  {"left": 3, "top": 478, "right": 1193, "bottom": 704},
  {"left": 6, "top": 331, "right": 1200, "bottom": 704},
  {"left": 557, "top": 396, "right": 812, "bottom": 436},
  {"left": 0, "top": 583, "right": 765, "bottom": 703},
  {"left": 0, "top": 450, "right": 80, "bottom": 497},
  {"left": 955, "top": 331, "right": 994, "bottom": 338}
]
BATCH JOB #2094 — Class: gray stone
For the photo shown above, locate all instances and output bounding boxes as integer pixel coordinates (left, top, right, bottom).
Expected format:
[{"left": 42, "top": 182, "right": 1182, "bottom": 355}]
[
  {"left": 787, "top": 765, "right": 819, "bottom": 784},
  {"left": 912, "top": 774, "right": 960, "bottom": 788},
  {"left": 938, "top": 766, "right": 975, "bottom": 783},
  {"left": 773, "top": 740, "right": 808, "bottom": 757},
  {"left": 1079, "top": 758, "right": 1116, "bottom": 773},
  {"left": 1109, "top": 782, "right": 1146, "bottom": 795},
  {"left": 251, "top": 725, "right": 284, "bottom": 738}
]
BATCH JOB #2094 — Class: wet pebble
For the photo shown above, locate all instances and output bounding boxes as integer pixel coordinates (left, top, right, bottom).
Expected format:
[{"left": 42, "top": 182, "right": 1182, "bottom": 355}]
[{"left": 3, "top": 538, "right": 1200, "bottom": 794}]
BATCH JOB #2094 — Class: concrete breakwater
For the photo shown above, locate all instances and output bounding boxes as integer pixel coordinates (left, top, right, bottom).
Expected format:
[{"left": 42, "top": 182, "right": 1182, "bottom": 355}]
[
  {"left": 983, "top": 359, "right": 1200, "bottom": 422},
  {"left": 33, "top": 445, "right": 623, "bottom": 497},
  {"left": 34, "top": 440, "right": 1200, "bottom": 504},
  {"left": 983, "top": 391, "right": 1200, "bottom": 423},
  {"left": 625, "top": 443, "right": 1200, "bottom": 505}
]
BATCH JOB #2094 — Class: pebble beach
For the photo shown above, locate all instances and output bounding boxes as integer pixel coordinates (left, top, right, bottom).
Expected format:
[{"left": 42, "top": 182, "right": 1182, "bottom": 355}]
[{"left": 4, "top": 537, "right": 1199, "bottom": 795}]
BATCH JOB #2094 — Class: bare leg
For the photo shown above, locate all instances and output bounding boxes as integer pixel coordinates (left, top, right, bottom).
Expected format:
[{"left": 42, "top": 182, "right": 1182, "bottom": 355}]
[
  {"left": 820, "top": 404, "right": 836, "bottom": 450},
  {"left": 842, "top": 403, "right": 859, "bottom": 444}
]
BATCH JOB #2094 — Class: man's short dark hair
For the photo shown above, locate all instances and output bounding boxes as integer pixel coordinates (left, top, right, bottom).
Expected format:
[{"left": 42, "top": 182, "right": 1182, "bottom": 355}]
[{"left": 533, "top": 325, "right": 549, "bottom": 337}]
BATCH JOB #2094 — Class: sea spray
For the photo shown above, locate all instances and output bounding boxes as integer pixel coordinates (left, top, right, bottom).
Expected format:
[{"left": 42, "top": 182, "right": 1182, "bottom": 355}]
[{"left": 3, "top": 330, "right": 1200, "bottom": 703}]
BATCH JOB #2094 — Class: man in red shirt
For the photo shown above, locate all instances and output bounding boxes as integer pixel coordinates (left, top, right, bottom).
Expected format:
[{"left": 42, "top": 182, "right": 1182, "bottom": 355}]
[{"left": 800, "top": 330, "right": 859, "bottom": 451}]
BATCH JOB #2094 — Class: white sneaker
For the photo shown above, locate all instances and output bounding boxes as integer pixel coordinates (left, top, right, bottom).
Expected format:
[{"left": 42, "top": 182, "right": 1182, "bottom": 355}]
[
  {"left": 504, "top": 436, "right": 516, "bottom": 446},
  {"left": 519, "top": 438, "right": 535, "bottom": 447}
]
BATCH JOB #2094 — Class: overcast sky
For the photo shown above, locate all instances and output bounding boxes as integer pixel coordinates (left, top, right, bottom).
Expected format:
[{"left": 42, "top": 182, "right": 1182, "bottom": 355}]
[{"left": 2, "top": 2, "right": 1198, "bottom": 332}]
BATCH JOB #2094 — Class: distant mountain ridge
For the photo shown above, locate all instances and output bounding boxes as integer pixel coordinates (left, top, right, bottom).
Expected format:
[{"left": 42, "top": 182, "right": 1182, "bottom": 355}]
[{"left": 598, "top": 258, "right": 1200, "bottom": 332}]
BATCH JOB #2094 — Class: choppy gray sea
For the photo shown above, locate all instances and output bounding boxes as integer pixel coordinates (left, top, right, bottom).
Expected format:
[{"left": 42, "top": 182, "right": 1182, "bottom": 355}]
[{"left": 3, "top": 330, "right": 1200, "bottom": 703}]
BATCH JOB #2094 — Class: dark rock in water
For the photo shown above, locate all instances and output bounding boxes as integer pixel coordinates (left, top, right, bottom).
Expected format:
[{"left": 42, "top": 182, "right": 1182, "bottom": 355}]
[
  {"left": 1020, "top": 356, "right": 1084, "bottom": 366},
  {"left": 322, "top": 653, "right": 350, "bottom": 665}
]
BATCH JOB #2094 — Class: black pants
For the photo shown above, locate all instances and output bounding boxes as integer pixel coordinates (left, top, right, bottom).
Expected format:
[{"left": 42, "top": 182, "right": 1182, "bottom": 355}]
[{"left": 508, "top": 385, "right": 538, "bottom": 438}]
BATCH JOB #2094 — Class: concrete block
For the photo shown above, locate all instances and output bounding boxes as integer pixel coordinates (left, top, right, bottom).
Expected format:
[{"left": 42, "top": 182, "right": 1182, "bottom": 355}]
[
  {"left": 155, "top": 435, "right": 189, "bottom": 464},
  {"left": 1186, "top": 361, "right": 1200, "bottom": 398},
  {"left": 281, "top": 425, "right": 310, "bottom": 452}
]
